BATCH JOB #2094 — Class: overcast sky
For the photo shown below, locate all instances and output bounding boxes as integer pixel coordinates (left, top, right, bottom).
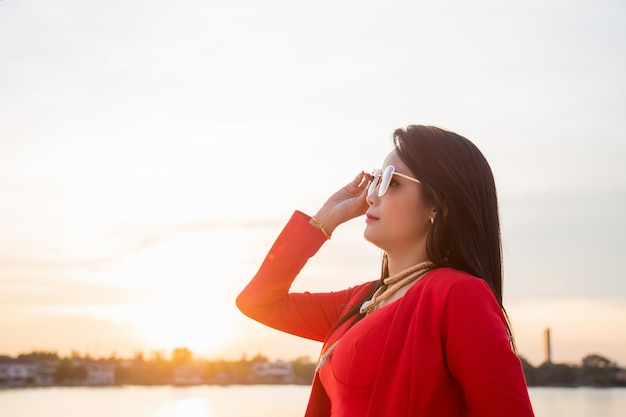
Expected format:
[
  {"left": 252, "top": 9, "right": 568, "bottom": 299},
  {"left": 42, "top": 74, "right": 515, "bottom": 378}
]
[{"left": 1, "top": 0, "right": 625, "bottom": 366}]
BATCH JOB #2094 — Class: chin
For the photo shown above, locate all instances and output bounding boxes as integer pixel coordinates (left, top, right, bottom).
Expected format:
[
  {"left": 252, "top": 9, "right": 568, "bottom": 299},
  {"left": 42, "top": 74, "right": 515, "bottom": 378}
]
[{"left": 363, "top": 227, "right": 382, "bottom": 249}]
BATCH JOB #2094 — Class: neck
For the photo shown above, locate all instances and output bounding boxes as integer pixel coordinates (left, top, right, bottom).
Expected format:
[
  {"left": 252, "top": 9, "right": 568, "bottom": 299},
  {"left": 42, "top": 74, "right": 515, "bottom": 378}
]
[{"left": 386, "top": 252, "right": 430, "bottom": 277}]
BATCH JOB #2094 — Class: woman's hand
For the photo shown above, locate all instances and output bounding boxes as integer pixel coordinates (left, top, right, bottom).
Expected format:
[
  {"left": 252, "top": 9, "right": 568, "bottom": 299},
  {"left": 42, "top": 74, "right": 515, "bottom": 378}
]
[{"left": 311, "top": 171, "right": 371, "bottom": 236}]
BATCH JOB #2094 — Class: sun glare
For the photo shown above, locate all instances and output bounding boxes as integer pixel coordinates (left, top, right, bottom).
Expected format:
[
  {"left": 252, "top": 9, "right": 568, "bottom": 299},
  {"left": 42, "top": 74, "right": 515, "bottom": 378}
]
[
  {"left": 153, "top": 396, "right": 215, "bottom": 417},
  {"left": 89, "top": 226, "right": 259, "bottom": 358},
  {"left": 133, "top": 292, "right": 239, "bottom": 356},
  {"left": 174, "top": 398, "right": 213, "bottom": 417}
]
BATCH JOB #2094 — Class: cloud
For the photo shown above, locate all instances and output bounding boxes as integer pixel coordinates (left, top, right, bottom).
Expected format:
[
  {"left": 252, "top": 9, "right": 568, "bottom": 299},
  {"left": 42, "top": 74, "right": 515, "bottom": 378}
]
[
  {"left": 0, "top": 216, "right": 282, "bottom": 269},
  {"left": 0, "top": 276, "right": 151, "bottom": 307},
  {"left": 0, "top": 312, "right": 144, "bottom": 357}
]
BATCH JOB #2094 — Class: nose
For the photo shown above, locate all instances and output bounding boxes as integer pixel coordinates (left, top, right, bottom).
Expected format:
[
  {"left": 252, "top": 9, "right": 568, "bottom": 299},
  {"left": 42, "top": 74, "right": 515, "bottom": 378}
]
[{"left": 366, "top": 190, "right": 377, "bottom": 206}]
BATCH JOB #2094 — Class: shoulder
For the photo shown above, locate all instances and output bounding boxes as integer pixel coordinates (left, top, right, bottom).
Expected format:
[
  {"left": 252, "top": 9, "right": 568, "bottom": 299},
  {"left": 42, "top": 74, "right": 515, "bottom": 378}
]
[
  {"left": 425, "top": 268, "right": 505, "bottom": 325},
  {"left": 417, "top": 267, "right": 499, "bottom": 307},
  {"left": 424, "top": 267, "right": 491, "bottom": 291}
]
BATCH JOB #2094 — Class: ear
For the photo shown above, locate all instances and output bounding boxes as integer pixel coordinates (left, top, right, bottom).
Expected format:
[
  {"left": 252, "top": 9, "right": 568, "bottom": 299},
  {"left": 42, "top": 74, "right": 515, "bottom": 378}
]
[
  {"left": 429, "top": 203, "right": 448, "bottom": 224},
  {"left": 429, "top": 207, "right": 437, "bottom": 224}
]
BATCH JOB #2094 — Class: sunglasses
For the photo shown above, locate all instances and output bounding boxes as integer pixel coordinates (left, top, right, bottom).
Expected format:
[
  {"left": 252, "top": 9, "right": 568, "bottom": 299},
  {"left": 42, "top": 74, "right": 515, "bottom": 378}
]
[{"left": 368, "top": 165, "right": 421, "bottom": 197}]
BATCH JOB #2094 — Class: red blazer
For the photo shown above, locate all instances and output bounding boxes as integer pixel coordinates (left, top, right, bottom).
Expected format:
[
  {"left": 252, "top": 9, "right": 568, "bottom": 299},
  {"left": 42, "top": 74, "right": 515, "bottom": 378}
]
[{"left": 237, "top": 211, "right": 535, "bottom": 417}]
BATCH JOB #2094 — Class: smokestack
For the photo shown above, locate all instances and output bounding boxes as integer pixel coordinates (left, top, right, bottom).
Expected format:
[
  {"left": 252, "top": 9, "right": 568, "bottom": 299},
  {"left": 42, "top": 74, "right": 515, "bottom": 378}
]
[{"left": 544, "top": 327, "right": 552, "bottom": 363}]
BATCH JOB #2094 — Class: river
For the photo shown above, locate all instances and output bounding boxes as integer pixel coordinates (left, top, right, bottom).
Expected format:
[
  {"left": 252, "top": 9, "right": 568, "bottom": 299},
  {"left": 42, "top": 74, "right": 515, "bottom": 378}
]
[{"left": 1, "top": 385, "right": 625, "bottom": 416}]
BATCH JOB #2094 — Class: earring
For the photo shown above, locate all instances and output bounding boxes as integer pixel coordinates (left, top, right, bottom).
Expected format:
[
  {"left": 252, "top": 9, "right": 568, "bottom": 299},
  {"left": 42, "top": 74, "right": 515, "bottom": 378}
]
[{"left": 430, "top": 218, "right": 434, "bottom": 224}]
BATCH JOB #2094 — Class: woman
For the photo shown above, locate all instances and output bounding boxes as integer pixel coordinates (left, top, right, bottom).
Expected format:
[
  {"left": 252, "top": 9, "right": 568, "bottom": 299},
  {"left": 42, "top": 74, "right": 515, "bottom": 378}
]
[{"left": 237, "top": 125, "right": 535, "bottom": 416}]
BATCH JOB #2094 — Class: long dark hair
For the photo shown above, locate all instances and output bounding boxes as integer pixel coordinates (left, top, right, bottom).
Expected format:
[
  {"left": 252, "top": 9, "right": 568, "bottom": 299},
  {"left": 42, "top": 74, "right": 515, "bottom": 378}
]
[
  {"left": 330, "top": 125, "right": 515, "bottom": 348},
  {"left": 394, "top": 125, "right": 502, "bottom": 299}
]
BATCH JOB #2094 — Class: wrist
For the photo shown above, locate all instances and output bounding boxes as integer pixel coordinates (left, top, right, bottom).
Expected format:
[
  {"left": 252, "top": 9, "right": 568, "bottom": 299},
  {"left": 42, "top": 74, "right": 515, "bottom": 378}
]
[{"left": 309, "top": 215, "right": 331, "bottom": 240}]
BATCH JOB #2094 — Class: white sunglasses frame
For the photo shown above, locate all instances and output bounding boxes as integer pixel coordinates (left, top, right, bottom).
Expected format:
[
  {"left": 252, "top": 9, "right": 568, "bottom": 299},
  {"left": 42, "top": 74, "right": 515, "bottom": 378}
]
[{"left": 368, "top": 165, "right": 421, "bottom": 197}]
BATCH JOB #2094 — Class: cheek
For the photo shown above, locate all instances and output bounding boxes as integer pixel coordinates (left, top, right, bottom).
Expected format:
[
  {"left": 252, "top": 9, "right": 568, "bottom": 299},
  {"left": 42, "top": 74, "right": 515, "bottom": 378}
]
[{"left": 397, "top": 197, "right": 431, "bottom": 233}]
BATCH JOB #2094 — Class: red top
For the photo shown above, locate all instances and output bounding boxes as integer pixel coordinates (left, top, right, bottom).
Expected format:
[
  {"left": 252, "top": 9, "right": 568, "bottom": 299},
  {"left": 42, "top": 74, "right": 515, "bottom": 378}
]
[
  {"left": 237, "top": 211, "right": 535, "bottom": 417},
  {"left": 318, "top": 294, "right": 401, "bottom": 415}
]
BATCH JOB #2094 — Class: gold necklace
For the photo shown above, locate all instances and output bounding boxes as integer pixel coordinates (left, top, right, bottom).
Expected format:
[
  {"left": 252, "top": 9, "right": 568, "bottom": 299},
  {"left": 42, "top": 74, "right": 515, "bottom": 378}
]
[
  {"left": 359, "top": 260, "right": 435, "bottom": 315},
  {"left": 316, "top": 261, "right": 435, "bottom": 373}
]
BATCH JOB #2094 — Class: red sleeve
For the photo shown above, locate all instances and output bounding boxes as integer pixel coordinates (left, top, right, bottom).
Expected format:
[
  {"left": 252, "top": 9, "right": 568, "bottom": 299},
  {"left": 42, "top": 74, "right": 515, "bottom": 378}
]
[
  {"left": 443, "top": 278, "right": 535, "bottom": 417},
  {"left": 236, "top": 211, "right": 365, "bottom": 342}
]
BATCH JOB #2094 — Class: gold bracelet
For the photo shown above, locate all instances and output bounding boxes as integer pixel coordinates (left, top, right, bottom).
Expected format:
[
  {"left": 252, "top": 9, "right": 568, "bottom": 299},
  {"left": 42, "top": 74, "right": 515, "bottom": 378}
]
[{"left": 310, "top": 216, "right": 331, "bottom": 240}]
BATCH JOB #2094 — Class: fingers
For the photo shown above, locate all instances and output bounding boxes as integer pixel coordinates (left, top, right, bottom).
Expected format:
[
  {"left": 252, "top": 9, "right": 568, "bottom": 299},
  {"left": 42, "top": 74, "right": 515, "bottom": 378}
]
[
  {"left": 316, "top": 172, "right": 371, "bottom": 230},
  {"left": 350, "top": 172, "right": 371, "bottom": 210},
  {"left": 352, "top": 171, "right": 371, "bottom": 190}
]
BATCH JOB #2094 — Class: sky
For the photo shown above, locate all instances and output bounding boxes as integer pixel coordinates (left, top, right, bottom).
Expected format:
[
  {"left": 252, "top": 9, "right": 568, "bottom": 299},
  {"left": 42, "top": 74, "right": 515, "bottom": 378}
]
[{"left": 1, "top": 0, "right": 625, "bottom": 367}]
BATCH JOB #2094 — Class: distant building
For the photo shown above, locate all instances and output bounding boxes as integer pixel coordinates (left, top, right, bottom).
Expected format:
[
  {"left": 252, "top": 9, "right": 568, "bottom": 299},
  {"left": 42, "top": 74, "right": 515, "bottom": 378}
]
[
  {"left": 84, "top": 360, "right": 115, "bottom": 385},
  {"left": 0, "top": 361, "right": 39, "bottom": 386},
  {"left": 544, "top": 327, "right": 552, "bottom": 363},
  {"left": 173, "top": 363, "right": 203, "bottom": 385},
  {"left": 250, "top": 360, "right": 295, "bottom": 384},
  {"left": 36, "top": 362, "right": 56, "bottom": 385}
]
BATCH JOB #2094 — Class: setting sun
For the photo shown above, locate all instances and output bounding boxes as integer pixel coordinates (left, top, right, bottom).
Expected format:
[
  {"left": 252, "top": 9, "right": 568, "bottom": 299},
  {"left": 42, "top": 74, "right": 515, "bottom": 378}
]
[
  {"left": 67, "top": 226, "right": 262, "bottom": 358},
  {"left": 132, "top": 294, "right": 238, "bottom": 356}
]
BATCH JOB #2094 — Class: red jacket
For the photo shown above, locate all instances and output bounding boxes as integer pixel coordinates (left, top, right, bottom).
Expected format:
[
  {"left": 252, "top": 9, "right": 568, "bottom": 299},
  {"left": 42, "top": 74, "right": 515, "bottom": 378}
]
[{"left": 237, "top": 211, "right": 535, "bottom": 417}]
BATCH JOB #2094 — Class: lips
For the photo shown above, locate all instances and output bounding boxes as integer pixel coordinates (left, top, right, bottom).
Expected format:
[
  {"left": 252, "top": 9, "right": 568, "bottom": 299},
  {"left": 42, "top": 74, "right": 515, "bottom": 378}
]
[{"left": 366, "top": 212, "right": 379, "bottom": 221}]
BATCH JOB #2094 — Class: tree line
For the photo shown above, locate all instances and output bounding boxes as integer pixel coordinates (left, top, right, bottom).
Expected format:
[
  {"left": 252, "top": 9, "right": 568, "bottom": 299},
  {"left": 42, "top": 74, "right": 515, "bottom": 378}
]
[
  {"left": 519, "top": 354, "right": 626, "bottom": 387},
  {"left": 3, "top": 349, "right": 625, "bottom": 387}
]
